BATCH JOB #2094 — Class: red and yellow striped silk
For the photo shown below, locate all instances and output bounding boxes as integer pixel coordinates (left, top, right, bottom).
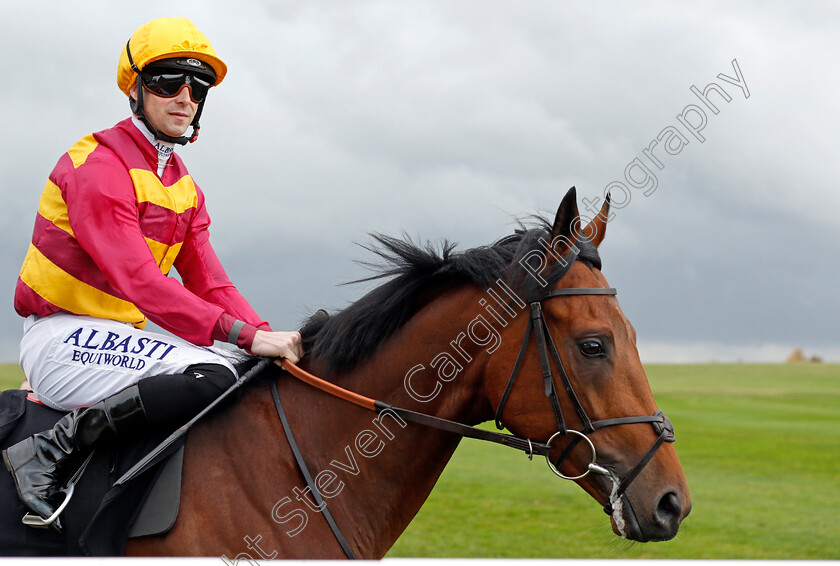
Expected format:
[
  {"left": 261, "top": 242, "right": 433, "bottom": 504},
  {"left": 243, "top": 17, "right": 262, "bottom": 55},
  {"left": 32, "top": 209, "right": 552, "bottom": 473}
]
[{"left": 14, "top": 119, "right": 268, "bottom": 346}]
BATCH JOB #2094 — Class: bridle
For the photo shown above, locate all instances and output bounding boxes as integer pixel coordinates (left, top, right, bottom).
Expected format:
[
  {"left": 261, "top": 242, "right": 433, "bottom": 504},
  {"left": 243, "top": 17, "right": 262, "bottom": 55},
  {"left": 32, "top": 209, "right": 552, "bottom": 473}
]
[
  {"left": 493, "top": 281, "right": 676, "bottom": 515},
  {"left": 492, "top": 241, "right": 675, "bottom": 515},
  {"left": 279, "top": 244, "right": 675, "bottom": 519},
  {"left": 271, "top": 241, "right": 676, "bottom": 556}
]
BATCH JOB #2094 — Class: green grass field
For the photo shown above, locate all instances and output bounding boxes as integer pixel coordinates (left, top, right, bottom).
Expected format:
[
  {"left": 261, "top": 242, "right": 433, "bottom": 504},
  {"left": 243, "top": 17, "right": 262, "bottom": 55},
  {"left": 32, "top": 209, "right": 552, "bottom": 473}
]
[
  {"left": 0, "top": 364, "right": 24, "bottom": 390},
  {"left": 2, "top": 362, "right": 838, "bottom": 558},
  {"left": 387, "top": 363, "right": 840, "bottom": 559}
]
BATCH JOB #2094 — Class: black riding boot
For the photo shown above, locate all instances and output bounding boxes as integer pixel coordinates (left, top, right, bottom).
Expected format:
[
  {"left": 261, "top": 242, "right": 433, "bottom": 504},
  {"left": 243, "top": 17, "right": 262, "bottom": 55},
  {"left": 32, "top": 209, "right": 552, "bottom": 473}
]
[
  {"left": 3, "top": 363, "right": 236, "bottom": 524},
  {"left": 1, "top": 384, "right": 146, "bottom": 522}
]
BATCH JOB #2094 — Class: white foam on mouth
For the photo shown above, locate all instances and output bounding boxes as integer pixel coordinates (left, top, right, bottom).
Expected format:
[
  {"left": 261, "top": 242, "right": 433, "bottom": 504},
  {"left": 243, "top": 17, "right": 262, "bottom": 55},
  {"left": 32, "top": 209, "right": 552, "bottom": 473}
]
[{"left": 607, "top": 474, "right": 628, "bottom": 539}]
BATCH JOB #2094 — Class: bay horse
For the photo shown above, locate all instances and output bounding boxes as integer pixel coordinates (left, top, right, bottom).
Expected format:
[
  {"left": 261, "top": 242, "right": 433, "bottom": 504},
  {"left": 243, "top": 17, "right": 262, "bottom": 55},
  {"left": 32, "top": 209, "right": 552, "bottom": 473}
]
[{"left": 10, "top": 188, "right": 691, "bottom": 557}]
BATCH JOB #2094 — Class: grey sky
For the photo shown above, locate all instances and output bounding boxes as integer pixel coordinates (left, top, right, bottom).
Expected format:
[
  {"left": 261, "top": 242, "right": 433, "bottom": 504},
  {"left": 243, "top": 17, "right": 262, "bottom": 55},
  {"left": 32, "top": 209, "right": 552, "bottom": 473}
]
[{"left": 2, "top": 1, "right": 838, "bottom": 363}]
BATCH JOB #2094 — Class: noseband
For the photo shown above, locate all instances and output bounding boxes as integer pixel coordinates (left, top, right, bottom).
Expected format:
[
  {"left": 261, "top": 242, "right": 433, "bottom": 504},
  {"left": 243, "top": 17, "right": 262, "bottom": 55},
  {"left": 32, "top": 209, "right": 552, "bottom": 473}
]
[{"left": 493, "top": 250, "right": 675, "bottom": 515}]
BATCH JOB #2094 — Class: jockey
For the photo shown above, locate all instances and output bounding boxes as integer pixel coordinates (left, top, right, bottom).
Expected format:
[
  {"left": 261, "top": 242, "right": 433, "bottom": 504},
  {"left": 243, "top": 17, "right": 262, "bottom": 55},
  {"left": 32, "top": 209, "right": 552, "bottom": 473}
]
[{"left": 2, "top": 17, "right": 302, "bottom": 524}]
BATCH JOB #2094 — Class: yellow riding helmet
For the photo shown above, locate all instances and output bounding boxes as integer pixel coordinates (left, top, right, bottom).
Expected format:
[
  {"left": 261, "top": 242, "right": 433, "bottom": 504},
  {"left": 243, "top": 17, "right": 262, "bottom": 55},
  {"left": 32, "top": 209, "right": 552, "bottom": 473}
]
[{"left": 117, "top": 17, "right": 227, "bottom": 96}]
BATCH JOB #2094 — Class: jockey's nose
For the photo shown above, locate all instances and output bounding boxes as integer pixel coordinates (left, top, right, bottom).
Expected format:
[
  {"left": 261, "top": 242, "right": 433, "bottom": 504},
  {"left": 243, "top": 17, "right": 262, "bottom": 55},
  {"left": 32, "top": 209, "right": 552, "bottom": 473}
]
[{"left": 173, "top": 85, "right": 194, "bottom": 104}]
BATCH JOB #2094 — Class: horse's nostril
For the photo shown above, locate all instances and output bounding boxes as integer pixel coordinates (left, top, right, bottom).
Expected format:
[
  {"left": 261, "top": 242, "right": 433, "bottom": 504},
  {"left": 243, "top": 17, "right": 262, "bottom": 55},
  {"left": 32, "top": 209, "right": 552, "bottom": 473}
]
[{"left": 654, "top": 491, "right": 682, "bottom": 527}]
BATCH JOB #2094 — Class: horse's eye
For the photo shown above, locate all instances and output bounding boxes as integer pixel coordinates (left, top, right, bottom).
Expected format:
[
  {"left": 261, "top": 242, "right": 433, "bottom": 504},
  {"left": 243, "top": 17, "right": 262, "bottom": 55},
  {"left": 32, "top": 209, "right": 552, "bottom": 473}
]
[{"left": 579, "top": 340, "right": 604, "bottom": 358}]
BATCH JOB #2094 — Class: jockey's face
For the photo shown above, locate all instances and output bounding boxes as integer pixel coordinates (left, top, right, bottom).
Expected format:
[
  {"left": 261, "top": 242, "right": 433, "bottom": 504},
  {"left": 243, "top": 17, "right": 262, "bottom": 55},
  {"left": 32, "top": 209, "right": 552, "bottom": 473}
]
[{"left": 130, "top": 81, "right": 198, "bottom": 138}]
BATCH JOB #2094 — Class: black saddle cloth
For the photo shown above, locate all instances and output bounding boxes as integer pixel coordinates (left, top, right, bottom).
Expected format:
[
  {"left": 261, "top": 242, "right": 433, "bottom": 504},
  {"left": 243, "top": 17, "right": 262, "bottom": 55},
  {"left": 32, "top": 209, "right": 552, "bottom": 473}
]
[{"left": 0, "top": 390, "right": 183, "bottom": 556}]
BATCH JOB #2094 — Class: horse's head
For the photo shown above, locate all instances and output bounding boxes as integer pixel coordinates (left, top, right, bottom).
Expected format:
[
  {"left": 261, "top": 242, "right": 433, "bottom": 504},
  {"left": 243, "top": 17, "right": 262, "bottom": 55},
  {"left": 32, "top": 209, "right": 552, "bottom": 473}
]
[{"left": 485, "top": 187, "right": 690, "bottom": 542}]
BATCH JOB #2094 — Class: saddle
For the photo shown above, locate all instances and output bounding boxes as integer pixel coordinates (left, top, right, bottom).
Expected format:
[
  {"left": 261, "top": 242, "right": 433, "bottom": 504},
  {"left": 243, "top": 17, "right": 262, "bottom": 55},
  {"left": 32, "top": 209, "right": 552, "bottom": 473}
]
[
  {"left": 0, "top": 389, "right": 186, "bottom": 556},
  {"left": 1, "top": 313, "right": 330, "bottom": 556}
]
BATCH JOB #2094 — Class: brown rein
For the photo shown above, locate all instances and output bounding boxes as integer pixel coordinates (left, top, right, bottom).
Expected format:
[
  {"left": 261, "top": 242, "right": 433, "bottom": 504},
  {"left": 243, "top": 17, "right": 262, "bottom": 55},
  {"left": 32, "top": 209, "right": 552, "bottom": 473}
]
[
  {"left": 277, "top": 359, "right": 377, "bottom": 412},
  {"left": 276, "top": 359, "right": 552, "bottom": 458},
  {"left": 270, "top": 358, "right": 552, "bottom": 560}
]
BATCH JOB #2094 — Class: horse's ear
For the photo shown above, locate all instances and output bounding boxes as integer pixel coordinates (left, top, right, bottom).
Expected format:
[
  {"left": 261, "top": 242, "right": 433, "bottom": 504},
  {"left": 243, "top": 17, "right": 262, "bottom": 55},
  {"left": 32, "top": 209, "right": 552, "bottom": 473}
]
[
  {"left": 551, "top": 187, "right": 579, "bottom": 241},
  {"left": 583, "top": 192, "right": 610, "bottom": 248}
]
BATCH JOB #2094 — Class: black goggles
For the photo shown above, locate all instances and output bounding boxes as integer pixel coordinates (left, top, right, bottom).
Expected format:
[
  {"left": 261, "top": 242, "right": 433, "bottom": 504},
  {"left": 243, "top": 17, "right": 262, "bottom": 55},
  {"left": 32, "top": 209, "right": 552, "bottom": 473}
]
[{"left": 141, "top": 72, "right": 212, "bottom": 103}]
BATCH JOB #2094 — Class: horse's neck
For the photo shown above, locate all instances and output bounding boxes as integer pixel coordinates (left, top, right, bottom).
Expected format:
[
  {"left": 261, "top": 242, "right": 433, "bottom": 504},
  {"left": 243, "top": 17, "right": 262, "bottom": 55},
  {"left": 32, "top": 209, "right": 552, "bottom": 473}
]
[
  {"left": 293, "top": 285, "right": 494, "bottom": 557},
  {"left": 151, "top": 285, "right": 497, "bottom": 559}
]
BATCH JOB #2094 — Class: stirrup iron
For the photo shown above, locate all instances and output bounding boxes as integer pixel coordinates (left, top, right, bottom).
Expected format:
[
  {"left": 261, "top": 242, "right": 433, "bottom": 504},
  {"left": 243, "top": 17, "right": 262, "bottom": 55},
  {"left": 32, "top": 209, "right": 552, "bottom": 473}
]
[
  {"left": 21, "top": 483, "right": 74, "bottom": 529},
  {"left": 20, "top": 450, "right": 94, "bottom": 531}
]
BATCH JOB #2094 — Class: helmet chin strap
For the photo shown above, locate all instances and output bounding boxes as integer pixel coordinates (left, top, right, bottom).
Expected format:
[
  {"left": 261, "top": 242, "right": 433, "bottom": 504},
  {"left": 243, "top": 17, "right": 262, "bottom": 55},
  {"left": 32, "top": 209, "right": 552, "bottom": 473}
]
[{"left": 129, "top": 75, "right": 204, "bottom": 145}]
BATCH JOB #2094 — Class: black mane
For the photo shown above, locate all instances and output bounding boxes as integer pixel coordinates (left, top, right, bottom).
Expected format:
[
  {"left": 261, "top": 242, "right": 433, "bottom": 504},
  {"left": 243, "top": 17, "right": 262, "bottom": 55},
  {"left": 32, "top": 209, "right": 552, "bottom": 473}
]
[{"left": 304, "top": 219, "right": 602, "bottom": 374}]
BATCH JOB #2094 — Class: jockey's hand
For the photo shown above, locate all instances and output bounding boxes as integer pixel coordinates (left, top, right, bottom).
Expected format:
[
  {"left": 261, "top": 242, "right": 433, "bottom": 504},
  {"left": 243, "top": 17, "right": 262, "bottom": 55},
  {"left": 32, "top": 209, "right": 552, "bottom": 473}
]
[{"left": 250, "top": 330, "right": 303, "bottom": 363}]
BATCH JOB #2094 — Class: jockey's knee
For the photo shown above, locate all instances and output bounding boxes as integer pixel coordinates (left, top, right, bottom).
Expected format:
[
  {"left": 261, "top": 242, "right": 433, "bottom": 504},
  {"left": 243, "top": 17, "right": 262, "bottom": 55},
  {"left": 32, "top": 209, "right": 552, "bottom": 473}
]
[
  {"left": 136, "top": 363, "right": 236, "bottom": 427},
  {"left": 182, "top": 363, "right": 237, "bottom": 396}
]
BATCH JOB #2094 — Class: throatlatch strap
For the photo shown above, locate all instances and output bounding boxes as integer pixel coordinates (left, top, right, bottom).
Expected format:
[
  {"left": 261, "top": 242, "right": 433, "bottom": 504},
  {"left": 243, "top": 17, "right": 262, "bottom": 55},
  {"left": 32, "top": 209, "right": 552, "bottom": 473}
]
[
  {"left": 530, "top": 303, "right": 568, "bottom": 435},
  {"left": 270, "top": 380, "right": 356, "bottom": 559},
  {"left": 543, "top": 320, "right": 593, "bottom": 433},
  {"left": 494, "top": 320, "right": 533, "bottom": 430}
]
